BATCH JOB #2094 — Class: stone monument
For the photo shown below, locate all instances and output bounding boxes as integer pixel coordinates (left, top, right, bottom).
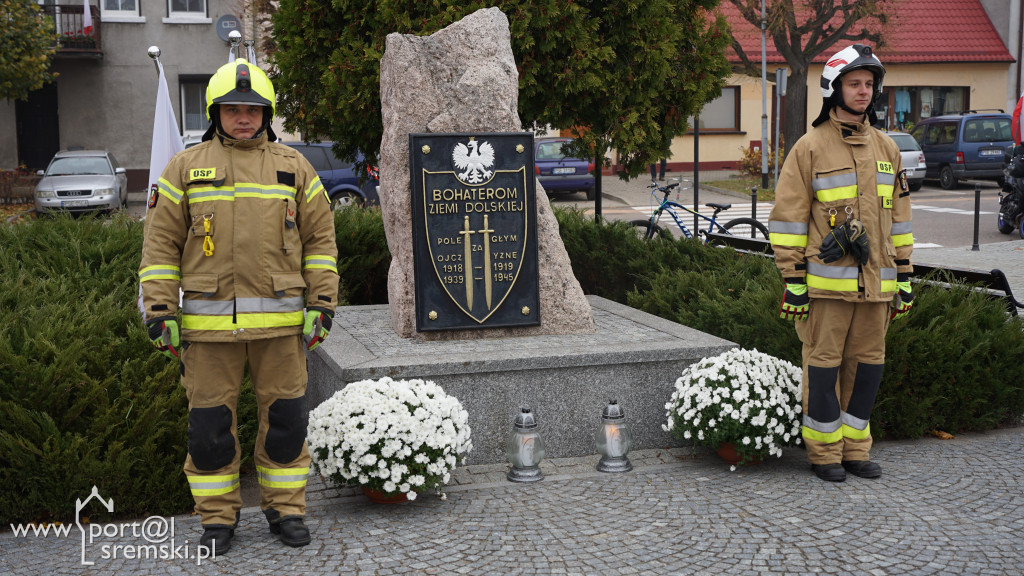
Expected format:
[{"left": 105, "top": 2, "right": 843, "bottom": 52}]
[
  {"left": 378, "top": 7, "right": 594, "bottom": 340},
  {"left": 308, "top": 8, "right": 736, "bottom": 465}
]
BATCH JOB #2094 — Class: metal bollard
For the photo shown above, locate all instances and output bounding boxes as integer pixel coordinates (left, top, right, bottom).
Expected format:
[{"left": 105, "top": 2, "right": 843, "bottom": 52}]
[
  {"left": 972, "top": 183, "right": 981, "bottom": 251},
  {"left": 751, "top": 187, "right": 758, "bottom": 238}
]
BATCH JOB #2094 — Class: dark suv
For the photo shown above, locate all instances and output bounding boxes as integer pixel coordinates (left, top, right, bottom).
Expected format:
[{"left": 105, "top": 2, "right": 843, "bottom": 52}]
[
  {"left": 282, "top": 142, "right": 380, "bottom": 208},
  {"left": 910, "top": 111, "right": 1013, "bottom": 189}
]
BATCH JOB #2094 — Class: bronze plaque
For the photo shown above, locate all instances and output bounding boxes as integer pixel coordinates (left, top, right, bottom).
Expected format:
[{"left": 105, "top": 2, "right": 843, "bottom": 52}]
[{"left": 410, "top": 133, "right": 539, "bottom": 331}]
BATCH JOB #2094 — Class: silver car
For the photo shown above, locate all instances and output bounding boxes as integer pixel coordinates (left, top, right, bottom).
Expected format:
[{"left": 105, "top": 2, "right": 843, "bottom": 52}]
[
  {"left": 885, "top": 132, "right": 926, "bottom": 192},
  {"left": 34, "top": 149, "right": 128, "bottom": 214}
]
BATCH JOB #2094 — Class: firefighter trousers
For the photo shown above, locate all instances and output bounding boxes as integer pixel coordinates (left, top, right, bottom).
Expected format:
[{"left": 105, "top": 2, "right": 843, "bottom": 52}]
[
  {"left": 180, "top": 335, "right": 310, "bottom": 527},
  {"left": 795, "top": 299, "right": 891, "bottom": 465}
]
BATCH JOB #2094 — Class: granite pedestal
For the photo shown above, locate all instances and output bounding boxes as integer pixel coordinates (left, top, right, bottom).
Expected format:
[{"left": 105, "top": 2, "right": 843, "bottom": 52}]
[{"left": 307, "top": 296, "right": 735, "bottom": 465}]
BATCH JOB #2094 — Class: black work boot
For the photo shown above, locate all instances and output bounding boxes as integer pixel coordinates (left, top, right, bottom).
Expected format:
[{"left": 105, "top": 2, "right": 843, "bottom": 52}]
[
  {"left": 199, "top": 524, "right": 234, "bottom": 555},
  {"left": 811, "top": 463, "right": 847, "bottom": 482},
  {"left": 264, "top": 508, "right": 311, "bottom": 547},
  {"left": 842, "top": 460, "right": 882, "bottom": 478}
]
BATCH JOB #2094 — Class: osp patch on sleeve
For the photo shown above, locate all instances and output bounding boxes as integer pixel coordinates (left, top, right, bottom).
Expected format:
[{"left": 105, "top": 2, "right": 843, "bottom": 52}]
[
  {"left": 189, "top": 168, "right": 217, "bottom": 182},
  {"left": 876, "top": 161, "right": 894, "bottom": 175}
]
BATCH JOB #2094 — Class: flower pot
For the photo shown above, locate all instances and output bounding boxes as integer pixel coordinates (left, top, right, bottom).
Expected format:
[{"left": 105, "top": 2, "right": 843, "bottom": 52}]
[
  {"left": 715, "top": 442, "right": 763, "bottom": 466},
  {"left": 361, "top": 486, "right": 409, "bottom": 504}
]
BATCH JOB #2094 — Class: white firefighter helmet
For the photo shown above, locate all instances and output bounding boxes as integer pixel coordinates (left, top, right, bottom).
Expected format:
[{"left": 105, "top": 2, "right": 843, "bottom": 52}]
[
  {"left": 812, "top": 44, "right": 886, "bottom": 127},
  {"left": 820, "top": 44, "right": 885, "bottom": 99}
]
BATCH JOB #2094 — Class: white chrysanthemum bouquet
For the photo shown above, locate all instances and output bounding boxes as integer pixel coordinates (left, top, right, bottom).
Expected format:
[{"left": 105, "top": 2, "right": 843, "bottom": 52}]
[
  {"left": 663, "top": 348, "right": 803, "bottom": 466},
  {"left": 308, "top": 377, "right": 472, "bottom": 500}
]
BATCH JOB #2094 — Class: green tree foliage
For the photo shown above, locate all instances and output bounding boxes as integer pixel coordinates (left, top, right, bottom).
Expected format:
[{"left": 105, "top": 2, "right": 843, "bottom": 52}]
[
  {"left": 270, "top": 0, "right": 732, "bottom": 178},
  {"left": 726, "top": 0, "right": 891, "bottom": 158},
  {"left": 0, "top": 0, "right": 58, "bottom": 101}
]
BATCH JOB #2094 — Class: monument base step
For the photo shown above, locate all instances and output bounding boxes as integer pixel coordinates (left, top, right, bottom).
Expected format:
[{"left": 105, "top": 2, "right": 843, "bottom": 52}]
[{"left": 307, "top": 296, "right": 735, "bottom": 465}]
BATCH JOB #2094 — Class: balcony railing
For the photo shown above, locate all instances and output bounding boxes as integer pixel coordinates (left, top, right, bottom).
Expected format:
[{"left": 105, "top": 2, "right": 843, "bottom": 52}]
[{"left": 39, "top": 4, "right": 102, "bottom": 56}]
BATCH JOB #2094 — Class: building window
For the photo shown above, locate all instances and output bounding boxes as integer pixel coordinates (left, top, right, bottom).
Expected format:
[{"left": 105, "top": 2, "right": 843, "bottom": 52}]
[
  {"left": 168, "top": 0, "right": 205, "bottom": 18},
  {"left": 102, "top": 0, "right": 137, "bottom": 16},
  {"left": 181, "top": 79, "right": 210, "bottom": 136},
  {"left": 687, "top": 86, "right": 740, "bottom": 132}
]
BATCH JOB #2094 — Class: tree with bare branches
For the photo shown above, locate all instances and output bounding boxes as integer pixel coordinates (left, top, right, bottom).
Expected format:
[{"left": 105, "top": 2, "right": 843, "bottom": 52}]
[{"left": 727, "top": 0, "right": 891, "bottom": 157}]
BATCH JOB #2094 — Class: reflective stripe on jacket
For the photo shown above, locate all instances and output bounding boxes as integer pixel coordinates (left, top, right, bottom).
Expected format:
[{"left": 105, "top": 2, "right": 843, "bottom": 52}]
[
  {"left": 768, "top": 110, "right": 913, "bottom": 302},
  {"left": 139, "top": 133, "right": 339, "bottom": 341}
]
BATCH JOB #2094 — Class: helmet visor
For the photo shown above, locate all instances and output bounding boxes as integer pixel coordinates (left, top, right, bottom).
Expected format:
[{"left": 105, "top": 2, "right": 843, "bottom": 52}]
[{"left": 212, "top": 90, "right": 272, "bottom": 108}]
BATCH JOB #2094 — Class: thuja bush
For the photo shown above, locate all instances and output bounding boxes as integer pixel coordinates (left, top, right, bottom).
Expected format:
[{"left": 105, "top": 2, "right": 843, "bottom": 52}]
[
  {"left": 0, "top": 214, "right": 258, "bottom": 524},
  {"left": 613, "top": 227, "right": 1024, "bottom": 439},
  {"left": 625, "top": 250, "right": 802, "bottom": 364},
  {"left": 0, "top": 208, "right": 387, "bottom": 523},
  {"left": 555, "top": 208, "right": 713, "bottom": 302},
  {"left": 0, "top": 214, "right": 190, "bottom": 524},
  {"left": 334, "top": 205, "right": 390, "bottom": 305},
  {"left": 877, "top": 281, "right": 1024, "bottom": 438}
]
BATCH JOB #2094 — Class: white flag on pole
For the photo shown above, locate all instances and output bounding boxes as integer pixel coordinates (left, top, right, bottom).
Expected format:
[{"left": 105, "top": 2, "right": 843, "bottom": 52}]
[
  {"left": 82, "top": 0, "right": 93, "bottom": 35},
  {"left": 139, "top": 57, "right": 185, "bottom": 319},
  {"left": 147, "top": 58, "right": 184, "bottom": 213}
]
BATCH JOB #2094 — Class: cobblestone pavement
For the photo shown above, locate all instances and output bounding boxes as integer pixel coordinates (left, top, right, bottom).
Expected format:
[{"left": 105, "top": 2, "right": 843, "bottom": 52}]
[{"left": 3, "top": 428, "right": 1022, "bottom": 575}]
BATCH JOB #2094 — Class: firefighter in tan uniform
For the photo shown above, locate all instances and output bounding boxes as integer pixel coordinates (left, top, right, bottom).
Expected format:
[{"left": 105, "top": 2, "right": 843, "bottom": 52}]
[
  {"left": 768, "top": 45, "right": 914, "bottom": 483},
  {"left": 139, "top": 59, "right": 339, "bottom": 551}
]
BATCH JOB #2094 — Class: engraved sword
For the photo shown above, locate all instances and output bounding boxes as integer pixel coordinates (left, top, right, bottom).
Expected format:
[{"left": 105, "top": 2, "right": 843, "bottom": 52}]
[
  {"left": 459, "top": 216, "right": 475, "bottom": 309},
  {"left": 480, "top": 214, "right": 494, "bottom": 309}
]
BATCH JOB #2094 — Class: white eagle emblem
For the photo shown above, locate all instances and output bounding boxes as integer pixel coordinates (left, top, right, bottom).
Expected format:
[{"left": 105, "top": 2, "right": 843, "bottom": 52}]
[{"left": 452, "top": 139, "right": 495, "bottom": 184}]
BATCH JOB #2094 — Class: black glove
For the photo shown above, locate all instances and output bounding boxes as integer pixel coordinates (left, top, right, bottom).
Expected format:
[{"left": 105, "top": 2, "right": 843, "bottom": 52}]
[
  {"left": 847, "top": 217, "right": 870, "bottom": 265},
  {"left": 818, "top": 222, "right": 853, "bottom": 263}
]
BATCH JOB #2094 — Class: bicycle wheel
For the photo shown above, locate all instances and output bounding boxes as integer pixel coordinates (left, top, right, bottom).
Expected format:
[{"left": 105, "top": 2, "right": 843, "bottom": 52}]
[
  {"left": 721, "top": 217, "right": 769, "bottom": 240},
  {"left": 629, "top": 219, "right": 664, "bottom": 240}
]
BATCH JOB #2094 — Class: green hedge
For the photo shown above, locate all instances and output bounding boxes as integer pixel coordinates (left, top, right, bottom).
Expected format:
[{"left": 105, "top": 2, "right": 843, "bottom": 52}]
[
  {"left": 0, "top": 214, "right": 189, "bottom": 524},
  {"left": 555, "top": 209, "right": 1024, "bottom": 440},
  {"left": 1, "top": 207, "right": 1021, "bottom": 523}
]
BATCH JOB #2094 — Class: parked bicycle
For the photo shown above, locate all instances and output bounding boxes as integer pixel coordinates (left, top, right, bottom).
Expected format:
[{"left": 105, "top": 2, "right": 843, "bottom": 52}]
[{"left": 629, "top": 180, "right": 769, "bottom": 241}]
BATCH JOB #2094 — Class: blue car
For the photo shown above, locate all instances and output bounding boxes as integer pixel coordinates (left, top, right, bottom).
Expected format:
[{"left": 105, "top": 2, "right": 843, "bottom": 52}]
[
  {"left": 282, "top": 142, "right": 380, "bottom": 208},
  {"left": 534, "top": 137, "right": 596, "bottom": 200},
  {"left": 910, "top": 112, "right": 1013, "bottom": 189}
]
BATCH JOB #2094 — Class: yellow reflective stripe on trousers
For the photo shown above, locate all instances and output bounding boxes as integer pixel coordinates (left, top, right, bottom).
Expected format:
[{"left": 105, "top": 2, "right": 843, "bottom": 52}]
[
  {"left": 182, "top": 310, "right": 304, "bottom": 330},
  {"left": 303, "top": 254, "right": 338, "bottom": 273},
  {"left": 806, "top": 262, "right": 859, "bottom": 291},
  {"left": 139, "top": 265, "right": 182, "bottom": 282},
  {"left": 188, "top": 474, "right": 240, "bottom": 496},
  {"left": 802, "top": 414, "right": 843, "bottom": 444},
  {"left": 802, "top": 425, "right": 844, "bottom": 444},
  {"left": 812, "top": 173, "right": 858, "bottom": 202},
  {"left": 257, "top": 466, "right": 309, "bottom": 489},
  {"left": 841, "top": 412, "right": 871, "bottom": 440}
]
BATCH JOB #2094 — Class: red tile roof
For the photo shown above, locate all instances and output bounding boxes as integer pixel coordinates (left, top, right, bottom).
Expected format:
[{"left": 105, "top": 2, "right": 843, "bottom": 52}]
[{"left": 717, "top": 0, "right": 1014, "bottom": 65}]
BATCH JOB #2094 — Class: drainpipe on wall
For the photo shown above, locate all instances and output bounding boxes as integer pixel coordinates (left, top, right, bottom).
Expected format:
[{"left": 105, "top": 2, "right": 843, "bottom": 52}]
[{"left": 1017, "top": 1, "right": 1023, "bottom": 98}]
